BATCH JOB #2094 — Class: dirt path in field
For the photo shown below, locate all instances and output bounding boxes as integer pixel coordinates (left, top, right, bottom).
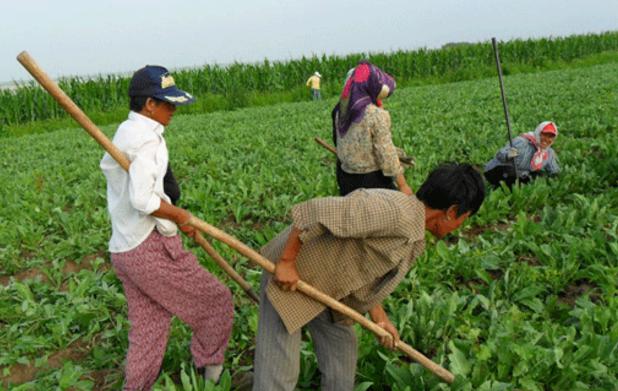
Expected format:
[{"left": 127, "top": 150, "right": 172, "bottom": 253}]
[
  {"left": 559, "top": 279, "right": 601, "bottom": 306},
  {"left": 0, "top": 252, "right": 116, "bottom": 386},
  {"left": 0, "top": 339, "right": 90, "bottom": 387},
  {"left": 0, "top": 336, "right": 122, "bottom": 389},
  {"left": 444, "top": 220, "right": 512, "bottom": 246},
  {"left": 0, "top": 251, "right": 109, "bottom": 287},
  {"left": 86, "top": 368, "right": 120, "bottom": 390}
]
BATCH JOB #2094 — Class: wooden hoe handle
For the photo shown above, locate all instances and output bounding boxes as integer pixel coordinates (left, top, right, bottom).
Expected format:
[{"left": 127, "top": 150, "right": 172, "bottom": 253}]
[
  {"left": 18, "top": 51, "right": 454, "bottom": 384},
  {"left": 194, "top": 233, "right": 259, "bottom": 304},
  {"left": 188, "top": 216, "right": 455, "bottom": 384},
  {"left": 315, "top": 136, "right": 338, "bottom": 155}
]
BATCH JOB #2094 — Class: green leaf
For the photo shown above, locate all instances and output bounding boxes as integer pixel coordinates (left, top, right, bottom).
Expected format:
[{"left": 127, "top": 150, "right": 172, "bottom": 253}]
[
  {"left": 448, "top": 342, "right": 472, "bottom": 376},
  {"left": 180, "top": 364, "right": 192, "bottom": 391},
  {"left": 354, "top": 381, "right": 374, "bottom": 391}
]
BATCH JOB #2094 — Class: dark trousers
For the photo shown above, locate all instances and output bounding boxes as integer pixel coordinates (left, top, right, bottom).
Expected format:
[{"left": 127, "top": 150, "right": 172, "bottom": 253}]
[
  {"left": 336, "top": 161, "right": 396, "bottom": 196},
  {"left": 484, "top": 165, "right": 534, "bottom": 189},
  {"left": 253, "top": 274, "right": 357, "bottom": 391}
]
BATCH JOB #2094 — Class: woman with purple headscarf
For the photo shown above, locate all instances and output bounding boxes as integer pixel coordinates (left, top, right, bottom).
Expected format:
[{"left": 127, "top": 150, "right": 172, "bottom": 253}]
[{"left": 331, "top": 61, "right": 412, "bottom": 196}]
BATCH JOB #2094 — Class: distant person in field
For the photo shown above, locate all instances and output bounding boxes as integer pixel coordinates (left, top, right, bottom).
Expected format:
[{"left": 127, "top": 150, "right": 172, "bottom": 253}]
[
  {"left": 100, "top": 65, "right": 232, "bottom": 390},
  {"left": 484, "top": 121, "right": 561, "bottom": 188},
  {"left": 252, "top": 164, "right": 485, "bottom": 391},
  {"left": 331, "top": 60, "right": 413, "bottom": 196},
  {"left": 306, "top": 71, "right": 322, "bottom": 100}
]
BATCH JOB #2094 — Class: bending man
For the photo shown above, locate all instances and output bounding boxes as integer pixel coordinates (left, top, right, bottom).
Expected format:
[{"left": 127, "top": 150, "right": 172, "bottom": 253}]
[{"left": 253, "top": 163, "right": 485, "bottom": 391}]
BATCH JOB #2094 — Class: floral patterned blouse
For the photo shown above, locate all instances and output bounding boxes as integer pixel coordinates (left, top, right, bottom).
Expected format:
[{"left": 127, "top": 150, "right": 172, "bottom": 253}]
[{"left": 336, "top": 104, "right": 403, "bottom": 177}]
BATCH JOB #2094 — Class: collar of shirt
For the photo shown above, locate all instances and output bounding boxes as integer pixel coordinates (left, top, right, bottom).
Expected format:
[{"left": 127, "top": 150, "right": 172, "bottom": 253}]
[{"left": 128, "top": 111, "right": 165, "bottom": 136}]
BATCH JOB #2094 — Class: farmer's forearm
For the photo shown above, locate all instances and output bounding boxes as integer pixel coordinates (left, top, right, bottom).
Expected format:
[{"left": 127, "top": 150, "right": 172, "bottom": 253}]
[
  {"left": 151, "top": 199, "right": 190, "bottom": 225},
  {"left": 280, "top": 226, "right": 302, "bottom": 263},
  {"left": 395, "top": 173, "right": 412, "bottom": 194},
  {"left": 274, "top": 226, "right": 303, "bottom": 291},
  {"left": 369, "top": 304, "right": 389, "bottom": 323}
]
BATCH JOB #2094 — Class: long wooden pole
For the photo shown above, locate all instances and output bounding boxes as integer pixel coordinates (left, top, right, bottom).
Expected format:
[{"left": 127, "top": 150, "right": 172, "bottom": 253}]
[
  {"left": 187, "top": 216, "right": 455, "bottom": 383},
  {"left": 194, "top": 234, "right": 259, "bottom": 303},
  {"left": 314, "top": 136, "right": 337, "bottom": 155},
  {"left": 16, "top": 50, "right": 259, "bottom": 304},
  {"left": 17, "top": 51, "right": 454, "bottom": 384},
  {"left": 491, "top": 37, "right": 519, "bottom": 178}
]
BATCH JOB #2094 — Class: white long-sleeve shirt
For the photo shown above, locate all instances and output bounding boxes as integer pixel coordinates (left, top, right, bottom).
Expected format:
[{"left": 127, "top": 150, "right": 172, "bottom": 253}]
[{"left": 100, "top": 111, "right": 177, "bottom": 253}]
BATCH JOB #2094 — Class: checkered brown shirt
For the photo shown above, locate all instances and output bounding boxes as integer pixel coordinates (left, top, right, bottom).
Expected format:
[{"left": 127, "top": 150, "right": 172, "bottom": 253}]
[{"left": 261, "top": 188, "right": 426, "bottom": 333}]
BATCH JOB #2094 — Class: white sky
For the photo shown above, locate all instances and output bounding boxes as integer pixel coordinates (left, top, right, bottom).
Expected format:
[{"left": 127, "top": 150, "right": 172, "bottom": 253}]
[{"left": 1, "top": 0, "right": 618, "bottom": 83}]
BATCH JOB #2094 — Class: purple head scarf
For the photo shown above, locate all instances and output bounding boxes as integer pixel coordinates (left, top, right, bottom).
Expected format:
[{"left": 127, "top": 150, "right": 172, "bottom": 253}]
[{"left": 335, "top": 61, "right": 396, "bottom": 137}]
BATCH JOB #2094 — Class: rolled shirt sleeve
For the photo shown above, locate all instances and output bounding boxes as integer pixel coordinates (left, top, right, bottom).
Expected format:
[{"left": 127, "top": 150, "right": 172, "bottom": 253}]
[
  {"left": 128, "top": 138, "right": 162, "bottom": 215},
  {"left": 369, "top": 109, "right": 403, "bottom": 177},
  {"left": 290, "top": 189, "right": 401, "bottom": 243}
]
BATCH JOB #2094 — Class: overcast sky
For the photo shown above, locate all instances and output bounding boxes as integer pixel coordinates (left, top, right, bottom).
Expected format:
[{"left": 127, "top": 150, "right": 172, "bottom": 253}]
[{"left": 2, "top": 0, "right": 618, "bottom": 83}]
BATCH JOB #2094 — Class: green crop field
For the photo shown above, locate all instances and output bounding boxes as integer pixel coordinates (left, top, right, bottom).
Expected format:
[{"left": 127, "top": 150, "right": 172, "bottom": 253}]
[
  {"left": 1, "top": 59, "right": 617, "bottom": 389},
  {"left": 3, "top": 31, "right": 618, "bottom": 138}
]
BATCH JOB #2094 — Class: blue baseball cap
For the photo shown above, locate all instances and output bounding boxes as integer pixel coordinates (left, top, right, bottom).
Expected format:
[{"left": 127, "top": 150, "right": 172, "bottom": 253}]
[{"left": 128, "top": 65, "right": 195, "bottom": 106}]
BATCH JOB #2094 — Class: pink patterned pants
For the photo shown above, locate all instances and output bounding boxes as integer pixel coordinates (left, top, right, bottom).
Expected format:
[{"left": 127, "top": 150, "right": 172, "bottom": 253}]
[{"left": 111, "top": 230, "right": 233, "bottom": 391}]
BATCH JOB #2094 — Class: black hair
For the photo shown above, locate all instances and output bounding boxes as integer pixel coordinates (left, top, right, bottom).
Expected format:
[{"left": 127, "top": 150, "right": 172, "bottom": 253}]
[
  {"left": 129, "top": 95, "right": 149, "bottom": 112},
  {"left": 416, "top": 163, "right": 485, "bottom": 216},
  {"left": 129, "top": 96, "right": 166, "bottom": 112},
  {"left": 331, "top": 102, "right": 340, "bottom": 145}
]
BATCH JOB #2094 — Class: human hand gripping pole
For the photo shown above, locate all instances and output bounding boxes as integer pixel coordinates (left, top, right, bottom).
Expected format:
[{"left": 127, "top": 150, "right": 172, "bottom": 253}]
[
  {"left": 18, "top": 51, "right": 455, "bottom": 384},
  {"left": 15, "top": 50, "right": 259, "bottom": 304}
]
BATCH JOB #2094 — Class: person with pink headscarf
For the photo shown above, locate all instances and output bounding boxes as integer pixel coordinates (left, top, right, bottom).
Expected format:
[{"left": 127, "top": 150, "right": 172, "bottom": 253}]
[
  {"left": 331, "top": 60, "right": 413, "bottom": 196},
  {"left": 484, "top": 121, "right": 561, "bottom": 188}
]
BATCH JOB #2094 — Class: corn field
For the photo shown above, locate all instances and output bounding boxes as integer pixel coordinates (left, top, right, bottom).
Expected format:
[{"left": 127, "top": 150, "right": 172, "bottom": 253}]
[{"left": 2, "top": 31, "right": 618, "bottom": 128}]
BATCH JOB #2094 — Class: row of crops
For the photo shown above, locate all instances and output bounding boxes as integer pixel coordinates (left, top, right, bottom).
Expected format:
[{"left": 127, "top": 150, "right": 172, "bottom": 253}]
[
  {"left": 1, "top": 59, "right": 617, "bottom": 389},
  {"left": 2, "top": 31, "right": 618, "bottom": 131}
]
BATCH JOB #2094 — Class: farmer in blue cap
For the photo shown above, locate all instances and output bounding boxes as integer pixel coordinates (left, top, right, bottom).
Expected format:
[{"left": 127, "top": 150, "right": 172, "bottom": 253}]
[{"left": 100, "top": 65, "right": 233, "bottom": 390}]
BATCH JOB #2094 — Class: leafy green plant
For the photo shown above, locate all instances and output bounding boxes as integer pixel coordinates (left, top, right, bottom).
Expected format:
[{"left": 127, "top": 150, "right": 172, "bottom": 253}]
[{"left": 1, "top": 55, "right": 617, "bottom": 389}]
